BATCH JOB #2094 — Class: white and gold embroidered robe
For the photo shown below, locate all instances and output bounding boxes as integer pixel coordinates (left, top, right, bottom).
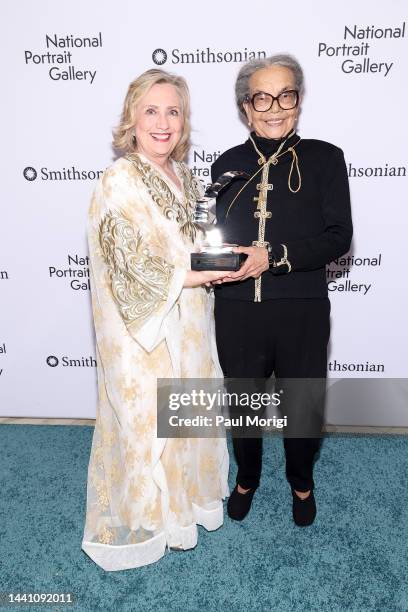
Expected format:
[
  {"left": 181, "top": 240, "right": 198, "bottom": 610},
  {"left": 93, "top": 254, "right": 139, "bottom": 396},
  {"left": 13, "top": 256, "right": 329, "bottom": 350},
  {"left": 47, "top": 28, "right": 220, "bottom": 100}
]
[{"left": 81, "top": 153, "right": 229, "bottom": 571}]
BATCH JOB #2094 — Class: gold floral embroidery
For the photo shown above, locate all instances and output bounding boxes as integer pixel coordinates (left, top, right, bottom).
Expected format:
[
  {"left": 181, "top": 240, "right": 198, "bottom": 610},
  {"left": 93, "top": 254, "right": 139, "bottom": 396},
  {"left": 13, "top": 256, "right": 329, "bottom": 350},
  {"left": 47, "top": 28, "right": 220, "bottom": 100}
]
[
  {"left": 98, "top": 337, "right": 122, "bottom": 366},
  {"left": 131, "top": 414, "right": 152, "bottom": 436},
  {"left": 143, "top": 446, "right": 151, "bottom": 464},
  {"left": 144, "top": 413, "right": 156, "bottom": 431},
  {"left": 124, "top": 446, "right": 137, "bottom": 470},
  {"left": 82, "top": 154, "right": 229, "bottom": 559},
  {"left": 92, "top": 302, "right": 105, "bottom": 327},
  {"left": 169, "top": 497, "right": 182, "bottom": 515},
  {"left": 109, "top": 458, "right": 121, "bottom": 485},
  {"left": 125, "top": 153, "right": 199, "bottom": 243},
  {"left": 187, "top": 482, "right": 199, "bottom": 498},
  {"left": 98, "top": 525, "right": 115, "bottom": 545},
  {"left": 184, "top": 325, "right": 202, "bottom": 349},
  {"left": 178, "top": 162, "right": 203, "bottom": 203},
  {"left": 165, "top": 462, "right": 181, "bottom": 486},
  {"left": 122, "top": 383, "right": 137, "bottom": 403},
  {"left": 101, "top": 429, "right": 117, "bottom": 448},
  {"left": 145, "top": 496, "right": 161, "bottom": 524},
  {"left": 95, "top": 480, "right": 109, "bottom": 509},
  {"left": 99, "top": 209, "right": 174, "bottom": 327},
  {"left": 129, "top": 475, "right": 147, "bottom": 501},
  {"left": 93, "top": 444, "right": 104, "bottom": 467},
  {"left": 199, "top": 454, "right": 217, "bottom": 474}
]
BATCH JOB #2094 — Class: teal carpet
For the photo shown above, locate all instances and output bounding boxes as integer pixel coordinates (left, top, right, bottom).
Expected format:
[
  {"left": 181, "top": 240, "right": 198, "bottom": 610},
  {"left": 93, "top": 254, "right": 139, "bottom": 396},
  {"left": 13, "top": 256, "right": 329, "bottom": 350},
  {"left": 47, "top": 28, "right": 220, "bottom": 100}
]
[{"left": 0, "top": 425, "right": 407, "bottom": 612}]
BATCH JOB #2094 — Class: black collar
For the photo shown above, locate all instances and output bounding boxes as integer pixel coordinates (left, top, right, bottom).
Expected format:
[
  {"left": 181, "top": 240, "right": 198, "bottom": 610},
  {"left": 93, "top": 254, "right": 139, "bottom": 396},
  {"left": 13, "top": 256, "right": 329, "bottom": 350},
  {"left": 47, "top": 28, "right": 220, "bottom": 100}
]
[{"left": 246, "top": 130, "right": 300, "bottom": 157}]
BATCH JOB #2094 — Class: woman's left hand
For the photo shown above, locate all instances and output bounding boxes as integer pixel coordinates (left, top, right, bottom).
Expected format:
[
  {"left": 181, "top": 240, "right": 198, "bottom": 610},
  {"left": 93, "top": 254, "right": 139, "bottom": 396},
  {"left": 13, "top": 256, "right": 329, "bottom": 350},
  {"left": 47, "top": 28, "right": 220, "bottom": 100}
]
[{"left": 222, "top": 246, "right": 269, "bottom": 282}]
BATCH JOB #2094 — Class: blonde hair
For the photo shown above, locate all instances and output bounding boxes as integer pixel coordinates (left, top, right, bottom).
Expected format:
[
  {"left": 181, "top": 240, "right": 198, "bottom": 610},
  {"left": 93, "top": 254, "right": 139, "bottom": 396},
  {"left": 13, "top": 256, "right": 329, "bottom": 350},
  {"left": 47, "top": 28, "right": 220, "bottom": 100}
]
[{"left": 113, "top": 69, "right": 191, "bottom": 160}]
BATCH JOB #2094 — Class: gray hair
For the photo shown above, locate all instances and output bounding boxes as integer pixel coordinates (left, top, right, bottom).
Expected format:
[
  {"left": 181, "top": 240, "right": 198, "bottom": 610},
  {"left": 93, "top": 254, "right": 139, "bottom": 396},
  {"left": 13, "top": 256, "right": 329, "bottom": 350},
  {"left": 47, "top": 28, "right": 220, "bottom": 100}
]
[{"left": 235, "top": 53, "right": 304, "bottom": 116}]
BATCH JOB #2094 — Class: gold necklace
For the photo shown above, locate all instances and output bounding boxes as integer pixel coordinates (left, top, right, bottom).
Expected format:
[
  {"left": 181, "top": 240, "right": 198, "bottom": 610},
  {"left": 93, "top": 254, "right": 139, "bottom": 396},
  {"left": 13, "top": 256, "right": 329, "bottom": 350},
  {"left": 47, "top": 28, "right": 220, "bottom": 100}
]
[
  {"left": 249, "top": 130, "right": 292, "bottom": 165},
  {"left": 225, "top": 132, "right": 301, "bottom": 219},
  {"left": 249, "top": 131, "right": 302, "bottom": 193}
]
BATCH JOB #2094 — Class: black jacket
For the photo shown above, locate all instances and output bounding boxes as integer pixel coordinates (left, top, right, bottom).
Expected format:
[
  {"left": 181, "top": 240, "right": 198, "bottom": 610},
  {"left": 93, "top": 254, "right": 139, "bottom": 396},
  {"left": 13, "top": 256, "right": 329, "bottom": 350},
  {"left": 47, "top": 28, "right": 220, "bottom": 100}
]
[{"left": 211, "top": 131, "right": 353, "bottom": 301}]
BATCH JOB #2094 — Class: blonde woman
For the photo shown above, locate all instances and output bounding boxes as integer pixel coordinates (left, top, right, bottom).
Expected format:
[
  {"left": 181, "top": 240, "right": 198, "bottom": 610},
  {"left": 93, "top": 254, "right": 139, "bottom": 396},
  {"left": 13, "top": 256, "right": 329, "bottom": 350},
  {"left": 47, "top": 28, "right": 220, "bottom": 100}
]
[{"left": 81, "top": 69, "right": 229, "bottom": 571}]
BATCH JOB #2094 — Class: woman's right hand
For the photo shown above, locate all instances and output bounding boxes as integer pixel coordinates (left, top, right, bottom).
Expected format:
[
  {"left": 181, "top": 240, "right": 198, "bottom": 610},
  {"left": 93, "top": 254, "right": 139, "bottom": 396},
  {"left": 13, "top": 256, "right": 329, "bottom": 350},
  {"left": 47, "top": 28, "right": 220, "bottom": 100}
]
[{"left": 183, "top": 270, "right": 231, "bottom": 288}]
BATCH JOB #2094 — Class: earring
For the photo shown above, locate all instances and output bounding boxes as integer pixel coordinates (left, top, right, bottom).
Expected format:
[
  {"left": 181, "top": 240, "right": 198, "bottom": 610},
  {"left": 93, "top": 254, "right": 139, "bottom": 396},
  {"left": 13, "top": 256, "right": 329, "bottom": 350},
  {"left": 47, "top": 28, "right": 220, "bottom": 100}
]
[{"left": 132, "top": 135, "right": 136, "bottom": 147}]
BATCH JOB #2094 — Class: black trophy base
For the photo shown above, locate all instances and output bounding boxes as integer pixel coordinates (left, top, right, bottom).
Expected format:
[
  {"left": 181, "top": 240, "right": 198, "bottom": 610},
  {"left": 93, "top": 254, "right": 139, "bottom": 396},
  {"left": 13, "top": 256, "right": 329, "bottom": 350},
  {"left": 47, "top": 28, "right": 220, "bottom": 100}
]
[{"left": 191, "top": 252, "right": 247, "bottom": 272}]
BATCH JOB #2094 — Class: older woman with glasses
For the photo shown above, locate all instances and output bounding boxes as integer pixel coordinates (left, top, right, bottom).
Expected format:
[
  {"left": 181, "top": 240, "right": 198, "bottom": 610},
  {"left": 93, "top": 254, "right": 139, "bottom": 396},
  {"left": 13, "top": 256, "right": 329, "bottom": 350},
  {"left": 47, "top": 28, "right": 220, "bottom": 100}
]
[{"left": 212, "top": 54, "right": 353, "bottom": 526}]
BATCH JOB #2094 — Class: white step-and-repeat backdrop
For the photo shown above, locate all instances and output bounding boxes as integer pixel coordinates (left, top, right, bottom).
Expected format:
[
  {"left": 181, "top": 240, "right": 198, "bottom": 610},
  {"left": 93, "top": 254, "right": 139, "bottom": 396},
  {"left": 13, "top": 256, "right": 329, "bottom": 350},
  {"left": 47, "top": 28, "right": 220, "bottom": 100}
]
[{"left": 2, "top": 0, "right": 407, "bottom": 423}]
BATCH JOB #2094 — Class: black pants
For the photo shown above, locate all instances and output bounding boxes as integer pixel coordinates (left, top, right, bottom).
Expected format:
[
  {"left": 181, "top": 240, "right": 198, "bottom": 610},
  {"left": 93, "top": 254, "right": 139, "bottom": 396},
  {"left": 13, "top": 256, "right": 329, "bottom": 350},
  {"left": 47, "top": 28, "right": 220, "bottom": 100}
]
[{"left": 214, "top": 297, "right": 330, "bottom": 492}]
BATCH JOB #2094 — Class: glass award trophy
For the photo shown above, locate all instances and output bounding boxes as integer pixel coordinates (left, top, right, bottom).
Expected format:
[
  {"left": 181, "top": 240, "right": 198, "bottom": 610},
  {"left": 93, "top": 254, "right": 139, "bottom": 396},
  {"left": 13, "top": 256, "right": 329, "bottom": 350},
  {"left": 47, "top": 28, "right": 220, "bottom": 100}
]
[{"left": 191, "top": 171, "right": 249, "bottom": 271}]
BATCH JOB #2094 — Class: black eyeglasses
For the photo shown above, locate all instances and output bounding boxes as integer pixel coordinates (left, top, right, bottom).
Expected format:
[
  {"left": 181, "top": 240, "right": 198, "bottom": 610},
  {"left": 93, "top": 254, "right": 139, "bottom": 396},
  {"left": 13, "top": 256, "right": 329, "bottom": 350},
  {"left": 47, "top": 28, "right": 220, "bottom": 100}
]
[{"left": 245, "top": 90, "right": 299, "bottom": 112}]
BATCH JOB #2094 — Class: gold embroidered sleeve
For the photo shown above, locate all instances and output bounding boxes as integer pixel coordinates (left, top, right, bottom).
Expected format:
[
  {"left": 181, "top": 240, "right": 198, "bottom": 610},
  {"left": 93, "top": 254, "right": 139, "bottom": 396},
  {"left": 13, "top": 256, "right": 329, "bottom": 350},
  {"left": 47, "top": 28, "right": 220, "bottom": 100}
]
[
  {"left": 126, "top": 154, "right": 198, "bottom": 243},
  {"left": 98, "top": 209, "right": 174, "bottom": 328}
]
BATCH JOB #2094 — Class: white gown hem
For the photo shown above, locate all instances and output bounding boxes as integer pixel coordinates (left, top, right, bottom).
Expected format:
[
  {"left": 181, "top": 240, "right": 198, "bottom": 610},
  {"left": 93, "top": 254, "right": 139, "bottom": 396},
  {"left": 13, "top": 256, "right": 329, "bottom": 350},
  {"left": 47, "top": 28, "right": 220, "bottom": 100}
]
[{"left": 81, "top": 500, "right": 224, "bottom": 571}]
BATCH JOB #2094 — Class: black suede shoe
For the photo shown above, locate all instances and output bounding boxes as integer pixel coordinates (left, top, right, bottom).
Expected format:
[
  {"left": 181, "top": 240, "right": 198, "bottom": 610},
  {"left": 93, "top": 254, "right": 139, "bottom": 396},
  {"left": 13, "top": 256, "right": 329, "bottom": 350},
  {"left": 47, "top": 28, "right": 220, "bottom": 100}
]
[
  {"left": 227, "top": 485, "right": 256, "bottom": 521},
  {"left": 292, "top": 489, "right": 316, "bottom": 527}
]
